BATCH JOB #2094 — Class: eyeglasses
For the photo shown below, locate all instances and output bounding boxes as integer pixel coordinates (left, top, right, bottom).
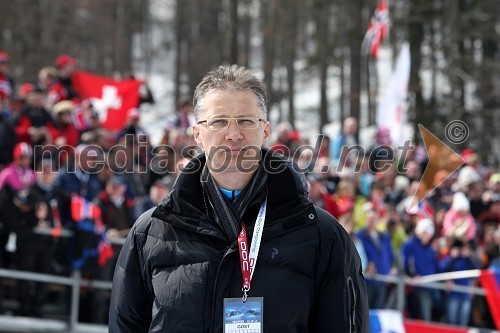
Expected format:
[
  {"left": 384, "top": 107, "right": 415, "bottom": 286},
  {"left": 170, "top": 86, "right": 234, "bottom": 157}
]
[{"left": 197, "top": 117, "right": 265, "bottom": 131}]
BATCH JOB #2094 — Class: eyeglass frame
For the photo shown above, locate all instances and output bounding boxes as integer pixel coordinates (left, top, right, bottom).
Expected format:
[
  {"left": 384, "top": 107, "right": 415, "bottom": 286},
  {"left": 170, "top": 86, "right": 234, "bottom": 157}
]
[{"left": 196, "top": 117, "right": 266, "bottom": 131}]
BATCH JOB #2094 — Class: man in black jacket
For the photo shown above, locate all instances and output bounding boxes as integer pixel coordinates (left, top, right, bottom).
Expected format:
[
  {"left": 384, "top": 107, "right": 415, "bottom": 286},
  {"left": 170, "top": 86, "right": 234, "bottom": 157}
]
[{"left": 109, "top": 65, "right": 369, "bottom": 332}]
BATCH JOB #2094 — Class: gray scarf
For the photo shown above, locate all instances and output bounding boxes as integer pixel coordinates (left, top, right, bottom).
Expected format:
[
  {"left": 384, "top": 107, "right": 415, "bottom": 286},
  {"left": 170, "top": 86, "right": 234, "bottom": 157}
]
[{"left": 200, "top": 161, "right": 268, "bottom": 243}]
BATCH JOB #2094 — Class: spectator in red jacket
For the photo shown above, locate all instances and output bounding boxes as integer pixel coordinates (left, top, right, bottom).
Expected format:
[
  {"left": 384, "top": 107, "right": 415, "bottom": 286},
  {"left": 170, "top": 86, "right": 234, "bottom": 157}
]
[
  {"left": 52, "top": 100, "right": 80, "bottom": 148},
  {"left": 39, "top": 66, "right": 61, "bottom": 109},
  {"left": 323, "top": 180, "right": 356, "bottom": 219},
  {"left": 14, "top": 87, "right": 60, "bottom": 145},
  {"left": 55, "top": 54, "right": 79, "bottom": 100}
]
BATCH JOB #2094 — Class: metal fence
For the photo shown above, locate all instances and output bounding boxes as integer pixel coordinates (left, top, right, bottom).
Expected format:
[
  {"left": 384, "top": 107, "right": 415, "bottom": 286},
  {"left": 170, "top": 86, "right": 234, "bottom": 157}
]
[
  {"left": 0, "top": 236, "right": 490, "bottom": 332},
  {"left": 0, "top": 268, "right": 108, "bottom": 333},
  {"left": 366, "top": 270, "right": 486, "bottom": 313},
  {"left": 0, "top": 228, "right": 125, "bottom": 333}
]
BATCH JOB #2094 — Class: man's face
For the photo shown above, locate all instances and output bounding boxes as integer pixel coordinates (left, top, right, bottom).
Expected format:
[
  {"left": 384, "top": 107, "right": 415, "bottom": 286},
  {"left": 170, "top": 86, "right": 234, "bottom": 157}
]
[
  {"left": 59, "top": 64, "right": 75, "bottom": 78},
  {"left": 193, "top": 89, "right": 270, "bottom": 174},
  {"left": 27, "top": 91, "right": 45, "bottom": 108}
]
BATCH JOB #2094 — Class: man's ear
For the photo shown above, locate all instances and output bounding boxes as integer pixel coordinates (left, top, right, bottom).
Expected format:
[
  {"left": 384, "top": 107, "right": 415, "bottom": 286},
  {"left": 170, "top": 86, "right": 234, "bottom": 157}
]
[
  {"left": 262, "top": 121, "right": 271, "bottom": 145},
  {"left": 193, "top": 124, "right": 204, "bottom": 148}
]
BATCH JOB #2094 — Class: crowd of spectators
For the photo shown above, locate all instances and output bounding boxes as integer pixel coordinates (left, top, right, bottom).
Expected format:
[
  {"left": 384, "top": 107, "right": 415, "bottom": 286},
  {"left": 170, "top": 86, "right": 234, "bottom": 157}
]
[
  {"left": 0, "top": 51, "right": 184, "bottom": 322},
  {"left": 285, "top": 117, "right": 499, "bottom": 329},
  {"left": 0, "top": 51, "right": 499, "bottom": 328}
]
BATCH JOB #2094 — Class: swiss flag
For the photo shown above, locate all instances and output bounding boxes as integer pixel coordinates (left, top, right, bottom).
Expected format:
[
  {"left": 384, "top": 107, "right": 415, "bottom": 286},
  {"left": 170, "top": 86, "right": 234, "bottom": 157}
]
[
  {"left": 363, "top": 0, "right": 389, "bottom": 58},
  {"left": 72, "top": 71, "right": 142, "bottom": 131}
]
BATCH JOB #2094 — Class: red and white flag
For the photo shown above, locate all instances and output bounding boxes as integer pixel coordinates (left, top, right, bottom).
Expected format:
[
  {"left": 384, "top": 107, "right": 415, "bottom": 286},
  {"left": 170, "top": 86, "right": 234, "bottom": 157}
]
[
  {"left": 363, "top": 0, "right": 389, "bottom": 58},
  {"left": 479, "top": 268, "right": 500, "bottom": 330},
  {"left": 72, "top": 71, "right": 142, "bottom": 131}
]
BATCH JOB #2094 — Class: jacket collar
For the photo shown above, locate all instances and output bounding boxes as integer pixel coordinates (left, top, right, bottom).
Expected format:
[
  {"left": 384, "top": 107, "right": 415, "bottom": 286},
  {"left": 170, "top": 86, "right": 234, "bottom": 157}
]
[{"left": 152, "top": 148, "right": 313, "bottom": 241}]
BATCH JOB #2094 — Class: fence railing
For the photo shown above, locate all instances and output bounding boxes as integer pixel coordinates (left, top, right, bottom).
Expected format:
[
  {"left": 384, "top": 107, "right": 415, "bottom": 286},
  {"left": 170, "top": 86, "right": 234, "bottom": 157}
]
[
  {"left": 0, "top": 268, "right": 108, "bottom": 333},
  {"left": 0, "top": 229, "right": 125, "bottom": 333},
  {"left": 365, "top": 270, "right": 486, "bottom": 314},
  {"left": 0, "top": 229, "right": 491, "bottom": 332}
]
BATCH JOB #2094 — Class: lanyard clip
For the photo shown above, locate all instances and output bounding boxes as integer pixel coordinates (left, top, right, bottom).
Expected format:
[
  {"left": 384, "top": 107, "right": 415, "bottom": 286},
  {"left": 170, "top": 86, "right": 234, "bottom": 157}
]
[{"left": 242, "top": 287, "right": 249, "bottom": 303}]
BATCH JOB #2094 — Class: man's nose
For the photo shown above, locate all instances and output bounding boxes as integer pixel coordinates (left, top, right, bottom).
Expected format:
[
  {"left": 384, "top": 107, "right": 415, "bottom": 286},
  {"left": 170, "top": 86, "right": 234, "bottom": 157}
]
[{"left": 224, "top": 119, "right": 243, "bottom": 141}]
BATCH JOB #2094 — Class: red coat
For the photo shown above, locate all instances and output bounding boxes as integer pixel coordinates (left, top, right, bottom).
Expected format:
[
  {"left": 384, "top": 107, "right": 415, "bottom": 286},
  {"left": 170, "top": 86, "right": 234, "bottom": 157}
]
[
  {"left": 47, "top": 82, "right": 69, "bottom": 106},
  {"left": 57, "top": 123, "right": 80, "bottom": 147},
  {"left": 14, "top": 110, "right": 60, "bottom": 144}
]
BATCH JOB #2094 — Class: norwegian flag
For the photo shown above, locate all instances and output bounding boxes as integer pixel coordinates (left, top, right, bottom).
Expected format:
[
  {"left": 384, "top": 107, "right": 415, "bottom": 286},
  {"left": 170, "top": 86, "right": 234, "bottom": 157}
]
[
  {"left": 363, "top": 0, "right": 389, "bottom": 58},
  {"left": 416, "top": 199, "right": 434, "bottom": 220},
  {"left": 72, "top": 71, "right": 142, "bottom": 131},
  {"left": 71, "top": 195, "right": 114, "bottom": 267}
]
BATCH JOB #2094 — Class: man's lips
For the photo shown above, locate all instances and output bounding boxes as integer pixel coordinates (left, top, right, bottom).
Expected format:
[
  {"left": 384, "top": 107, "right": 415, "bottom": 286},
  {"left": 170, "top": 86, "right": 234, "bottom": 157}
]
[{"left": 227, "top": 148, "right": 243, "bottom": 156}]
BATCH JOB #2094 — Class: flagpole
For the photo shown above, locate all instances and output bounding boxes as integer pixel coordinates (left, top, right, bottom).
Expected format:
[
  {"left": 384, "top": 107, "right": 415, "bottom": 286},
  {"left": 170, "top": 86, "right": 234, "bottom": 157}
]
[
  {"left": 361, "top": 4, "right": 370, "bottom": 130},
  {"left": 366, "top": 48, "right": 373, "bottom": 127}
]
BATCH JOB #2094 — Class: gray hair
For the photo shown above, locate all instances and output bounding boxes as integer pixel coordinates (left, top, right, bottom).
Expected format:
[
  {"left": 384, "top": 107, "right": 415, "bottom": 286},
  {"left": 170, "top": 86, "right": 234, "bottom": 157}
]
[{"left": 193, "top": 65, "right": 267, "bottom": 120}]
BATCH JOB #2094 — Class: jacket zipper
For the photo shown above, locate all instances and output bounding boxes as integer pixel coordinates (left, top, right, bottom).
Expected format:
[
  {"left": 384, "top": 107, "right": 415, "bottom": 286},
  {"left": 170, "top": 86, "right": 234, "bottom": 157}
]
[
  {"left": 205, "top": 205, "right": 314, "bottom": 331},
  {"left": 209, "top": 243, "right": 237, "bottom": 333},
  {"left": 346, "top": 276, "right": 357, "bottom": 333}
]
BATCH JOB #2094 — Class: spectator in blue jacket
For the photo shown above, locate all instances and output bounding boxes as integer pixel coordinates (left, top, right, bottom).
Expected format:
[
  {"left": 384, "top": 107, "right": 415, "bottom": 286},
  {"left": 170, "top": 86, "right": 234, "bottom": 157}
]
[
  {"left": 357, "top": 204, "right": 394, "bottom": 308},
  {"left": 439, "top": 239, "right": 480, "bottom": 326},
  {"left": 54, "top": 144, "right": 104, "bottom": 225},
  {"left": 329, "top": 117, "right": 358, "bottom": 168},
  {"left": 401, "top": 218, "right": 438, "bottom": 321}
]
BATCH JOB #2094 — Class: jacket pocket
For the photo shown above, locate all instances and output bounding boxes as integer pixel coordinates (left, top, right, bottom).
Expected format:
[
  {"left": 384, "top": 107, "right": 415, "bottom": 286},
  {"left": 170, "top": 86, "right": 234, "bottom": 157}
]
[{"left": 151, "top": 262, "right": 210, "bottom": 332}]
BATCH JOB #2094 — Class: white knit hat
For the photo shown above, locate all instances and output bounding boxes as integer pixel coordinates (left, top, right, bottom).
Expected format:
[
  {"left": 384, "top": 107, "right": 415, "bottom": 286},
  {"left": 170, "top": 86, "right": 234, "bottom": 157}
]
[
  {"left": 415, "top": 218, "right": 435, "bottom": 237},
  {"left": 452, "top": 192, "right": 470, "bottom": 212}
]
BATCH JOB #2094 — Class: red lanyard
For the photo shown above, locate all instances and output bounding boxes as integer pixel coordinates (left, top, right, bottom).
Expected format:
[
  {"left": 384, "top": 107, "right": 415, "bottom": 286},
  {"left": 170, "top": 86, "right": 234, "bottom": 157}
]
[
  {"left": 238, "top": 223, "right": 252, "bottom": 299},
  {"left": 237, "top": 198, "right": 267, "bottom": 302}
]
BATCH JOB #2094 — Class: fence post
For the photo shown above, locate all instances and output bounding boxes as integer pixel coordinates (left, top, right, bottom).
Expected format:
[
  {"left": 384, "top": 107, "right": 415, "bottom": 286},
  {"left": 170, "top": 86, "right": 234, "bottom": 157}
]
[
  {"left": 396, "top": 274, "right": 405, "bottom": 313},
  {"left": 70, "top": 270, "right": 81, "bottom": 333}
]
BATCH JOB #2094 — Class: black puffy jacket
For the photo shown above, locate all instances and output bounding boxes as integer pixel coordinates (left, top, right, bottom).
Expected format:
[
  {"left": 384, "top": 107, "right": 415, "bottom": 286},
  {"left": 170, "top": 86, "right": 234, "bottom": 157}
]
[{"left": 109, "top": 153, "right": 369, "bottom": 332}]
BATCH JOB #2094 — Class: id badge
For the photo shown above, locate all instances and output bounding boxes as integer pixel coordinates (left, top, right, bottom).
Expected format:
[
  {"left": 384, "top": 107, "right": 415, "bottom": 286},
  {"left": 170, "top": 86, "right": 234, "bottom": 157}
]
[{"left": 223, "top": 297, "right": 263, "bottom": 333}]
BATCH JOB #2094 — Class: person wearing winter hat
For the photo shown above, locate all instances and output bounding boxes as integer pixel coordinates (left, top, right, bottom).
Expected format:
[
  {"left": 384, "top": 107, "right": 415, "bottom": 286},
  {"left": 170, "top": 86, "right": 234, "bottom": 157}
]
[
  {"left": 442, "top": 192, "right": 477, "bottom": 241},
  {"left": 52, "top": 100, "right": 79, "bottom": 147},
  {"left": 483, "top": 173, "right": 500, "bottom": 205},
  {"left": 0, "top": 142, "right": 36, "bottom": 191},
  {"left": 39, "top": 66, "right": 62, "bottom": 109},
  {"left": 400, "top": 218, "right": 438, "bottom": 321},
  {"left": 52, "top": 54, "right": 79, "bottom": 105},
  {"left": 0, "top": 142, "right": 37, "bottom": 284}
]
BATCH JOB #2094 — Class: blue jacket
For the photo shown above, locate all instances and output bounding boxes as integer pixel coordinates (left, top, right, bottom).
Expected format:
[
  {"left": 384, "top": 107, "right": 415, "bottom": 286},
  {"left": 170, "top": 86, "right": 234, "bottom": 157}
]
[
  {"left": 439, "top": 255, "right": 479, "bottom": 298},
  {"left": 329, "top": 133, "right": 347, "bottom": 162},
  {"left": 401, "top": 237, "right": 438, "bottom": 276},
  {"left": 54, "top": 169, "right": 104, "bottom": 225},
  {"left": 357, "top": 229, "right": 394, "bottom": 283}
]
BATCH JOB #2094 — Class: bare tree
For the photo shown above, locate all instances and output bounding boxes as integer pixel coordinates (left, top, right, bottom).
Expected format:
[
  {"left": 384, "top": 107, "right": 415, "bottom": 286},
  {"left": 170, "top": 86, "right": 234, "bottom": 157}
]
[
  {"left": 261, "top": 0, "right": 278, "bottom": 109},
  {"left": 316, "top": 0, "right": 332, "bottom": 132},
  {"left": 347, "top": 0, "right": 364, "bottom": 137}
]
